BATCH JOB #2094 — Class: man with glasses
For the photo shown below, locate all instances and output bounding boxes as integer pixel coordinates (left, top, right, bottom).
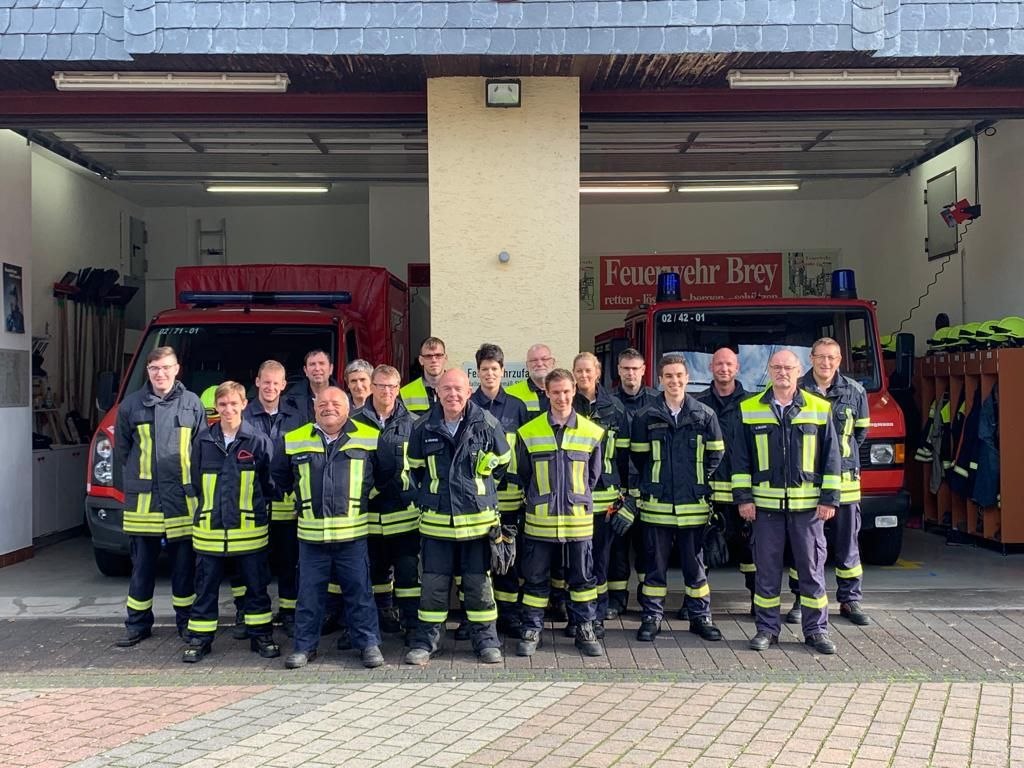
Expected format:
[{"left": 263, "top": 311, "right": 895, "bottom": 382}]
[
  {"left": 354, "top": 365, "right": 421, "bottom": 642},
  {"left": 506, "top": 343, "right": 556, "bottom": 414},
  {"left": 792, "top": 338, "right": 872, "bottom": 627},
  {"left": 401, "top": 337, "right": 447, "bottom": 413},
  {"left": 115, "top": 346, "right": 206, "bottom": 647},
  {"left": 733, "top": 349, "right": 842, "bottom": 655}
]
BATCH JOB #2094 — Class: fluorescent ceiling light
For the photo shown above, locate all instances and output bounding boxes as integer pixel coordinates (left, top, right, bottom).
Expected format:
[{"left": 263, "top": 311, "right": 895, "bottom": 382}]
[
  {"left": 677, "top": 183, "right": 801, "bottom": 193},
  {"left": 580, "top": 185, "right": 672, "bottom": 194},
  {"left": 727, "top": 68, "right": 960, "bottom": 89},
  {"left": 206, "top": 185, "right": 330, "bottom": 194},
  {"left": 53, "top": 71, "right": 290, "bottom": 92}
]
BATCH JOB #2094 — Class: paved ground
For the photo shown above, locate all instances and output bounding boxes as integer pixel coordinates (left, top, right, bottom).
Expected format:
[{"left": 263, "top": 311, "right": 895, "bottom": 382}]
[{"left": 3, "top": 529, "right": 1024, "bottom": 766}]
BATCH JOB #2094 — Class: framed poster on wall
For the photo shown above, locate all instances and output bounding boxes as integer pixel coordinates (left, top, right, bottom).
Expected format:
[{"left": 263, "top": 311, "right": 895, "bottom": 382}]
[
  {"left": 3, "top": 263, "right": 24, "bottom": 334},
  {"left": 926, "top": 168, "right": 959, "bottom": 261}
]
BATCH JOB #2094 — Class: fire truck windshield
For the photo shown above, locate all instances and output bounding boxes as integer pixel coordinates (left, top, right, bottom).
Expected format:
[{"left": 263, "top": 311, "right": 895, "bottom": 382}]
[
  {"left": 124, "top": 323, "right": 336, "bottom": 398},
  {"left": 654, "top": 306, "right": 880, "bottom": 393}
]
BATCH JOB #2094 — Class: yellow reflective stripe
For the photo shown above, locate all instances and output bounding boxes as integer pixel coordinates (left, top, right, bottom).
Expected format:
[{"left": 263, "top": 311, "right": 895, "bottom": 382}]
[
  {"left": 800, "top": 594, "right": 829, "bottom": 610},
  {"left": 630, "top": 441, "right": 651, "bottom": 453},
  {"left": 475, "top": 477, "right": 486, "bottom": 496},
  {"left": 570, "top": 588, "right": 599, "bottom": 603},
  {"left": 372, "top": 583, "right": 394, "bottom": 595},
  {"left": 522, "top": 594, "right": 549, "bottom": 608},
  {"left": 706, "top": 440, "right": 725, "bottom": 452},
  {"left": 571, "top": 458, "right": 586, "bottom": 495},
  {"left": 298, "top": 463, "right": 313, "bottom": 519},
  {"left": 201, "top": 473, "right": 217, "bottom": 512},
  {"left": 466, "top": 607, "right": 498, "bottom": 622},
  {"left": 607, "top": 580, "right": 629, "bottom": 591},
  {"left": 754, "top": 433, "right": 769, "bottom": 473},
  {"left": 418, "top": 609, "right": 448, "bottom": 623},
  {"left": 835, "top": 564, "right": 864, "bottom": 579},
  {"left": 696, "top": 435, "right": 705, "bottom": 484},
  {"left": 522, "top": 435, "right": 558, "bottom": 451},
  {"left": 245, "top": 612, "right": 273, "bottom": 625},
  {"left": 731, "top": 473, "right": 752, "bottom": 489},
  {"left": 137, "top": 423, "right": 153, "bottom": 481},
  {"left": 284, "top": 436, "right": 325, "bottom": 454},
  {"left": 187, "top": 619, "right": 218, "bottom": 633},
  {"left": 126, "top": 596, "right": 153, "bottom": 611},
  {"left": 239, "top": 470, "right": 255, "bottom": 512},
  {"left": 841, "top": 407, "right": 854, "bottom": 459},
  {"left": 802, "top": 433, "right": 816, "bottom": 473},
  {"left": 349, "top": 458, "right": 364, "bottom": 516},
  {"left": 855, "top": 417, "right": 871, "bottom": 428},
  {"left": 685, "top": 583, "right": 710, "bottom": 598},
  {"left": 494, "top": 590, "right": 519, "bottom": 603},
  {"left": 651, "top": 440, "right": 662, "bottom": 484},
  {"left": 603, "top": 433, "right": 615, "bottom": 476},
  {"left": 536, "top": 460, "right": 550, "bottom": 496},
  {"left": 739, "top": 563, "right": 757, "bottom": 573},
  {"left": 789, "top": 568, "right": 800, "bottom": 580},
  {"left": 278, "top": 598, "right": 297, "bottom": 609},
  {"left": 427, "top": 454, "right": 440, "bottom": 494},
  {"left": 172, "top": 593, "right": 196, "bottom": 607},
  {"left": 164, "top": 516, "right": 192, "bottom": 540},
  {"left": 407, "top": 456, "right": 426, "bottom": 469},
  {"left": 820, "top": 474, "right": 841, "bottom": 491},
  {"left": 753, "top": 594, "right": 781, "bottom": 608},
  {"left": 400, "top": 441, "right": 412, "bottom": 491},
  {"left": 394, "top": 587, "right": 421, "bottom": 599},
  {"left": 641, "top": 584, "right": 668, "bottom": 597},
  {"left": 328, "top": 583, "right": 342, "bottom": 594},
  {"left": 179, "top": 426, "right": 192, "bottom": 485},
  {"left": 549, "top": 578, "right": 567, "bottom": 589},
  {"left": 231, "top": 585, "right": 247, "bottom": 598}
]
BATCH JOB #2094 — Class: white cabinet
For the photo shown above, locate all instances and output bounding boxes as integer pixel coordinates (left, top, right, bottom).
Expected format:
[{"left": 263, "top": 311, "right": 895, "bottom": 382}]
[{"left": 32, "top": 446, "right": 88, "bottom": 539}]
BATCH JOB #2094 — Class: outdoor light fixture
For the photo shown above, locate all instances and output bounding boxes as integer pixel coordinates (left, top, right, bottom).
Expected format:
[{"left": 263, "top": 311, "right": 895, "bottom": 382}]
[
  {"left": 676, "top": 183, "right": 801, "bottom": 193},
  {"left": 205, "top": 185, "right": 330, "bottom": 194},
  {"left": 53, "top": 71, "right": 291, "bottom": 92},
  {"left": 580, "top": 185, "right": 673, "bottom": 194},
  {"left": 485, "top": 78, "right": 522, "bottom": 108},
  {"left": 727, "top": 68, "right": 960, "bottom": 89}
]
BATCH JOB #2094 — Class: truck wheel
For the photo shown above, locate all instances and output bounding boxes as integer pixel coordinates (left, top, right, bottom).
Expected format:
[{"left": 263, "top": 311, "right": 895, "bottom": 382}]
[
  {"left": 93, "top": 547, "right": 132, "bottom": 577},
  {"left": 860, "top": 526, "right": 903, "bottom": 567}
]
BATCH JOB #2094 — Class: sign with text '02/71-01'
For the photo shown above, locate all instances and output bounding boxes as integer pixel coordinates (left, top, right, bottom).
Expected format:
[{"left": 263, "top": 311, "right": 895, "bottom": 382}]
[{"left": 597, "top": 251, "right": 836, "bottom": 310}]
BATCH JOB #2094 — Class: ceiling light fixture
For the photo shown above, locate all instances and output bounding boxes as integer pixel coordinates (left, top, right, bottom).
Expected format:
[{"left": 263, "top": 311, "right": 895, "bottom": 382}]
[
  {"left": 205, "top": 184, "right": 330, "bottom": 194},
  {"left": 580, "top": 185, "right": 673, "bottom": 194},
  {"left": 53, "top": 71, "right": 290, "bottom": 92},
  {"left": 727, "top": 68, "right": 960, "bottom": 89},
  {"left": 676, "top": 183, "right": 801, "bottom": 193}
]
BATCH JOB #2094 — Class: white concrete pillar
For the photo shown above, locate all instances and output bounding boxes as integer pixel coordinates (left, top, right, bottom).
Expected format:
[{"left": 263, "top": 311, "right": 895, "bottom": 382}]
[{"left": 427, "top": 77, "right": 580, "bottom": 375}]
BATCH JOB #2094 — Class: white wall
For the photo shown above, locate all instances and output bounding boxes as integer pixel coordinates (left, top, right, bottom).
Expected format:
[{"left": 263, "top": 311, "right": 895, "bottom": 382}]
[
  {"left": 852, "top": 120, "right": 1024, "bottom": 345},
  {"left": 145, "top": 204, "right": 370, "bottom": 313},
  {"left": 0, "top": 131, "right": 33, "bottom": 556},
  {"left": 579, "top": 199, "right": 862, "bottom": 349}
]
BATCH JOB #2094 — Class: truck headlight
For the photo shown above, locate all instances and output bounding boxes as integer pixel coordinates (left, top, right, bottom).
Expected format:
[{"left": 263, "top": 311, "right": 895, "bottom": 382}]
[
  {"left": 93, "top": 437, "right": 113, "bottom": 484},
  {"left": 869, "top": 443, "right": 895, "bottom": 465}
]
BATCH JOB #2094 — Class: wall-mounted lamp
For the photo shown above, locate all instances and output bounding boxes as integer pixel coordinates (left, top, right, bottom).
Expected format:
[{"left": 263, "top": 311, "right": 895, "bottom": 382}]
[{"left": 486, "top": 78, "right": 521, "bottom": 108}]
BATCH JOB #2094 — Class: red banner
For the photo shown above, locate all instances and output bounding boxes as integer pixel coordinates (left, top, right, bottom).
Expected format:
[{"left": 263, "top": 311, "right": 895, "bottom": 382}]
[{"left": 599, "top": 253, "right": 783, "bottom": 310}]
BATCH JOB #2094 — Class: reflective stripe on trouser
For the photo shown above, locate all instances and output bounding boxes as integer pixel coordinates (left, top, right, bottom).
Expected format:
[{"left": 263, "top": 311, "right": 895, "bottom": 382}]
[
  {"left": 591, "top": 511, "right": 616, "bottom": 620},
  {"left": 412, "top": 537, "right": 499, "bottom": 654},
  {"left": 721, "top": 503, "right": 756, "bottom": 595},
  {"left": 751, "top": 509, "right": 829, "bottom": 637},
  {"left": 639, "top": 524, "right": 710, "bottom": 621},
  {"left": 519, "top": 538, "right": 598, "bottom": 631},
  {"left": 269, "top": 520, "right": 299, "bottom": 613},
  {"left": 369, "top": 530, "right": 421, "bottom": 626},
  {"left": 125, "top": 535, "right": 194, "bottom": 635},
  {"left": 293, "top": 539, "right": 381, "bottom": 653},
  {"left": 607, "top": 519, "right": 644, "bottom": 611},
  {"left": 188, "top": 550, "right": 273, "bottom": 638},
  {"left": 832, "top": 502, "right": 863, "bottom": 605}
]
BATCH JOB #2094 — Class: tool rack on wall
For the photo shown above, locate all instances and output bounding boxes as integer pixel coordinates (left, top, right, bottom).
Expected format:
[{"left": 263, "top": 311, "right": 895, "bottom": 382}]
[{"left": 915, "top": 347, "right": 1024, "bottom": 547}]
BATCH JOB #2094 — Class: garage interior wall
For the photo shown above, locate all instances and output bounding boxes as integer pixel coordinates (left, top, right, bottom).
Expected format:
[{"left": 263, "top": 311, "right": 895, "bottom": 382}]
[{"left": 0, "top": 130, "right": 33, "bottom": 558}]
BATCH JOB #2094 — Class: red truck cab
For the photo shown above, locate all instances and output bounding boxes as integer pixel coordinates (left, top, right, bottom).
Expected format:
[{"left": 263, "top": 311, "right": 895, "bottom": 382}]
[
  {"left": 85, "top": 264, "right": 409, "bottom": 576},
  {"left": 624, "top": 270, "right": 912, "bottom": 565}
]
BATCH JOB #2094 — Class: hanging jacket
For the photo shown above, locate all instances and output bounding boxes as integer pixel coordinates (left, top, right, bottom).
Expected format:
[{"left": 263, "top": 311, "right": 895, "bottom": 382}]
[
  {"left": 471, "top": 387, "right": 529, "bottom": 518},
  {"left": 573, "top": 385, "right": 631, "bottom": 508},
  {"left": 971, "top": 386, "right": 1000, "bottom": 508},
  {"left": 694, "top": 381, "right": 748, "bottom": 504},
  {"left": 189, "top": 421, "right": 275, "bottom": 555},
  {"left": 243, "top": 396, "right": 305, "bottom": 522},
  {"left": 283, "top": 418, "right": 383, "bottom": 544},
  {"left": 732, "top": 387, "right": 842, "bottom": 512},
  {"left": 950, "top": 388, "right": 983, "bottom": 498},
  {"left": 407, "top": 401, "right": 511, "bottom": 540},
  {"left": 353, "top": 399, "right": 420, "bottom": 537},
  {"left": 799, "top": 371, "right": 870, "bottom": 504},
  {"left": 504, "top": 378, "right": 550, "bottom": 414},
  {"left": 630, "top": 394, "right": 725, "bottom": 528},
  {"left": 516, "top": 411, "right": 604, "bottom": 541},
  {"left": 915, "top": 394, "right": 952, "bottom": 495},
  {"left": 399, "top": 376, "right": 438, "bottom": 414},
  {"left": 115, "top": 380, "right": 206, "bottom": 540}
]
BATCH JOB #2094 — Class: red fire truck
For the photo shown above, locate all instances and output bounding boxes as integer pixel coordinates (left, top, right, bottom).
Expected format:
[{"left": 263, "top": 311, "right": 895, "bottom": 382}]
[
  {"left": 623, "top": 270, "right": 913, "bottom": 565},
  {"left": 85, "top": 264, "right": 409, "bottom": 575}
]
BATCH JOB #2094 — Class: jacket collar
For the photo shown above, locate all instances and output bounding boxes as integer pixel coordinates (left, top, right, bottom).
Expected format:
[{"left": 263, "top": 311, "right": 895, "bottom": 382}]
[
  {"left": 799, "top": 370, "right": 850, "bottom": 398},
  {"left": 758, "top": 385, "right": 809, "bottom": 409},
  {"left": 700, "top": 381, "right": 747, "bottom": 408},
  {"left": 202, "top": 418, "right": 257, "bottom": 446},
  {"left": 547, "top": 409, "right": 578, "bottom": 430},
  {"left": 650, "top": 392, "right": 701, "bottom": 422},
  {"left": 471, "top": 386, "right": 509, "bottom": 408},
  {"left": 359, "top": 397, "right": 410, "bottom": 427},
  {"left": 143, "top": 380, "right": 185, "bottom": 406},
  {"left": 424, "top": 399, "right": 485, "bottom": 432},
  {"left": 245, "top": 396, "right": 300, "bottom": 419}
]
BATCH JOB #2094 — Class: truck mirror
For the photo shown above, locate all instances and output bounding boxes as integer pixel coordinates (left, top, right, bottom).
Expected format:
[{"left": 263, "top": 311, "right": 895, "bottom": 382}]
[
  {"left": 96, "top": 370, "right": 119, "bottom": 413},
  {"left": 891, "top": 333, "right": 915, "bottom": 391}
]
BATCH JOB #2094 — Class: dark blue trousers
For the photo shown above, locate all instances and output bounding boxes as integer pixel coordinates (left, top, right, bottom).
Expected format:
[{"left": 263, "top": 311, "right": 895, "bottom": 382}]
[
  {"left": 753, "top": 509, "right": 828, "bottom": 637},
  {"left": 294, "top": 539, "right": 380, "bottom": 653},
  {"left": 639, "top": 525, "right": 710, "bottom": 621},
  {"left": 592, "top": 513, "right": 615, "bottom": 620},
  {"left": 188, "top": 551, "right": 272, "bottom": 641},
  {"left": 269, "top": 521, "right": 299, "bottom": 614},
  {"left": 520, "top": 538, "right": 597, "bottom": 630},
  {"left": 125, "top": 535, "right": 194, "bottom": 635}
]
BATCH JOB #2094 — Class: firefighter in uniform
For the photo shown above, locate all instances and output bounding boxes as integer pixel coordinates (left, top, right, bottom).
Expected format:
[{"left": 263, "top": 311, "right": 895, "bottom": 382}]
[
  {"left": 611, "top": 347, "right": 659, "bottom": 617},
  {"left": 571, "top": 352, "right": 630, "bottom": 637},
  {"left": 354, "top": 365, "right": 421, "bottom": 642},
  {"left": 733, "top": 349, "right": 842, "bottom": 655},
  {"left": 516, "top": 368, "right": 605, "bottom": 657},
  {"left": 400, "top": 336, "right": 447, "bottom": 413},
  {"left": 404, "top": 369, "right": 511, "bottom": 665},
  {"left": 184, "top": 381, "right": 279, "bottom": 662},
  {"left": 282, "top": 386, "right": 385, "bottom": 669},
  {"left": 792, "top": 337, "right": 873, "bottom": 626},
  {"left": 244, "top": 360, "right": 305, "bottom": 637},
  {"left": 469, "top": 343, "right": 529, "bottom": 638},
  {"left": 116, "top": 346, "right": 205, "bottom": 647},
  {"left": 629, "top": 354, "right": 725, "bottom": 642},
  {"left": 694, "top": 347, "right": 753, "bottom": 614}
]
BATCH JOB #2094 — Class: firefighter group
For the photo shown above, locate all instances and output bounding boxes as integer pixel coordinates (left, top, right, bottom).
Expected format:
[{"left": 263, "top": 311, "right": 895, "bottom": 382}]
[{"left": 115, "top": 333, "right": 871, "bottom": 667}]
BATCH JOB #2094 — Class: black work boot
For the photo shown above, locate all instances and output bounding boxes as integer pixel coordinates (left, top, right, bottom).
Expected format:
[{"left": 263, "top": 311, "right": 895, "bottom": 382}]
[
  {"left": 116, "top": 628, "right": 151, "bottom": 648},
  {"left": 839, "top": 602, "right": 872, "bottom": 626},
  {"left": 575, "top": 622, "right": 605, "bottom": 657},
  {"left": 182, "top": 637, "right": 212, "bottom": 663},
  {"left": 593, "top": 620, "right": 606, "bottom": 640},
  {"left": 516, "top": 629, "right": 542, "bottom": 657},
  {"left": 749, "top": 631, "right": 778, "bottom": 651},
  {"left": 689, "top": 616, "right": 723, "bottom": 641},
  {"left": 805, "top": 632, "right": 837, "bottom": 655},
  {"left": 785, "top": 596, "right": 802, "bottom": 625},
  {"left": 378, "top": 607, "right": 403, "bottom": 634},
  {"left": 250, "top": 634, "right": 281, "bottom": 659},
  {"left": 231, "top": 610, "right": 248, "bottom": 640},
  {"left": 636, "top": 616, "right": 661, "bottom": 642}
]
